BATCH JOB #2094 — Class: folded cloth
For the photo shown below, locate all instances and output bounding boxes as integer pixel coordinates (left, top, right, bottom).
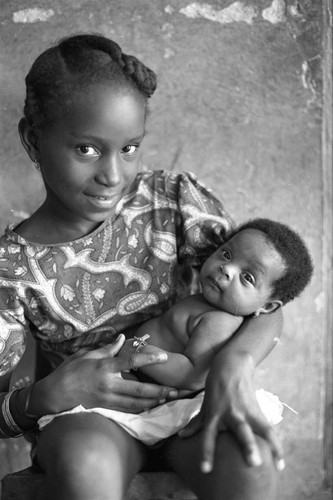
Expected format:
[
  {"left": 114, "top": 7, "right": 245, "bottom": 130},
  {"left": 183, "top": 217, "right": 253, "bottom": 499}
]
[{"left": 38, "top": 389, "right": 286, "bottom": 446}]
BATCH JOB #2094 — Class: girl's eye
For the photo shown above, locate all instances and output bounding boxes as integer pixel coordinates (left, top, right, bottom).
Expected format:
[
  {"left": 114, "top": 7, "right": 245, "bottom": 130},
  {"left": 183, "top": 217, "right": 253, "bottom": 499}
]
[
  {"left": 76, "top": 145, "right": 99, "bottom": 157},
  {"left": 221, "top": 249, "right": 231, "bottom": 260},
  {"left": 242, "top": 273, "right": 255, "bottom": 285},
  {"left": 122, "top": 145, "right": 138, "bottom": 156}
]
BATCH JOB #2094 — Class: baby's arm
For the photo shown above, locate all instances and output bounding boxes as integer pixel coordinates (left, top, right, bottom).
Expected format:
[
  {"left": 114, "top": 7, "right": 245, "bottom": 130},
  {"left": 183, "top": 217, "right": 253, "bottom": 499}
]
[{"left": 134, "top": 312, "right": 243, "bottom": 391}]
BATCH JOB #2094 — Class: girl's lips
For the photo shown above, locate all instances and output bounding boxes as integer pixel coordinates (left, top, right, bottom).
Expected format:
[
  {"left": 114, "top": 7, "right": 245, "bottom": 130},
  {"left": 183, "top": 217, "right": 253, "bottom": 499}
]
[{"left": 85, "top": 193, "right": 118, "bottom": 208}]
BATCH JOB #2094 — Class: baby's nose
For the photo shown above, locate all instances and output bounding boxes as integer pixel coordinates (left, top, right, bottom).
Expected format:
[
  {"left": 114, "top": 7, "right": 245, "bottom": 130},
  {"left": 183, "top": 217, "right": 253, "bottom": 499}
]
[{"left": 220, "top": 264, "right": 232, "bottom": 280}]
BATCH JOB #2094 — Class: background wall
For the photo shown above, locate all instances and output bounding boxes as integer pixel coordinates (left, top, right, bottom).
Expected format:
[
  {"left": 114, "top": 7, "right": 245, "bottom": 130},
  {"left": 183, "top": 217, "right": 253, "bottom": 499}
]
[{"left": 0, "top": 1, "right": 331, "bottom": 499}]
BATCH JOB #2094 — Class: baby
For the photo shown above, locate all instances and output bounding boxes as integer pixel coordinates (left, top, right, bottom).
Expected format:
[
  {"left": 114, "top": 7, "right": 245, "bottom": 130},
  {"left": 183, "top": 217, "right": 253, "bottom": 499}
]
[{"left": 39, "top": 218, "right": 313, "bottom": 443}]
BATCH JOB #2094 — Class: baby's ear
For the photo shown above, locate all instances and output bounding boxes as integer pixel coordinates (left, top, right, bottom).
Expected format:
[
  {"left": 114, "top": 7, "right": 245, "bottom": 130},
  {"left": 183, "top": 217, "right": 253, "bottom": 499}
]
[{"left": 256, "top": 300, "right": 283, "bottom": 315}]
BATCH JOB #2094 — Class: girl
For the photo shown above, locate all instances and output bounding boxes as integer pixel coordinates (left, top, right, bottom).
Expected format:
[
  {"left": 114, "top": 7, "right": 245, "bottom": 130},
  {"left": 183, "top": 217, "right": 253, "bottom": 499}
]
[{"left": 0, "top": 34, "right": 283, "bottom": 500}]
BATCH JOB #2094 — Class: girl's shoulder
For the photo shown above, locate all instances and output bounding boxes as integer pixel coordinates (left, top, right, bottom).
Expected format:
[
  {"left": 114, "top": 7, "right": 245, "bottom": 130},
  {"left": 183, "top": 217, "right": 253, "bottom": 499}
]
[{"left": 138, "top": 169, "right": 229, "bottom": 209}]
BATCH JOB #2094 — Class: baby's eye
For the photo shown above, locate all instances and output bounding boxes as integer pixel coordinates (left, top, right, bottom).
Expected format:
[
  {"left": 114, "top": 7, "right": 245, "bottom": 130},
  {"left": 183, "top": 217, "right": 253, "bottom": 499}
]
[
  {"left": 221, "top": 249, "right": 231, "bottom": 260},
  {"left": 76, "top": 145, "right": 99, "bottom": 157},
  {"left": 121, "top": 145, "right": 138, "bottom": 156},
  {"left": 242, "top": 273, "right": 255, "bottom": 285}
]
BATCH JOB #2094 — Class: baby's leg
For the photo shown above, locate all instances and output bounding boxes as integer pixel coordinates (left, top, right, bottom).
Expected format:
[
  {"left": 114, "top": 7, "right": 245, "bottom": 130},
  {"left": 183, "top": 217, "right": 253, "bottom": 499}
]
[
  {"left": 37, "top": 412, "right": 146, "bottom": 500},
  {"left": 162, "top": 430, "right": 278, "bottom": 500}
]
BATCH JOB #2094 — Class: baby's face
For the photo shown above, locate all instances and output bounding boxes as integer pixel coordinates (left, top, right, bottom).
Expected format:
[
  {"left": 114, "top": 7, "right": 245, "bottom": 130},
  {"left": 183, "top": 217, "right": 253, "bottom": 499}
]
[{"left": 200, "top": 229, "right": 285, "bottom": 316}]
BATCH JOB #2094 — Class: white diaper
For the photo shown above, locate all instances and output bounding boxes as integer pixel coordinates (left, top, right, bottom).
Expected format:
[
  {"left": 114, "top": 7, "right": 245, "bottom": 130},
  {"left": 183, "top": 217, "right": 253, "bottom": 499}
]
[{"left": 38, "top": 388, "right": 289, "bottom": 446}]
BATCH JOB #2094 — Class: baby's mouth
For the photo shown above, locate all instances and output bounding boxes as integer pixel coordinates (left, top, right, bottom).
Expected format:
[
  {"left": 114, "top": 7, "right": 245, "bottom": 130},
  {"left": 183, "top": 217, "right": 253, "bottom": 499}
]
[{"left": 212, "top": 277, "right": 226, "bottom": 293}]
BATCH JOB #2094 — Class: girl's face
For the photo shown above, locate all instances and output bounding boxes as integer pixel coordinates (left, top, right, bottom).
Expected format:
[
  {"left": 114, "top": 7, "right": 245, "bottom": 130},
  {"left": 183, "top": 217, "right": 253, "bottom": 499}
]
[
  {"left": 29, "top": 85, "right": 146, "bottom": 239},
  {"left": 200, "top": 229, "right": 285, "bottom": 316}
]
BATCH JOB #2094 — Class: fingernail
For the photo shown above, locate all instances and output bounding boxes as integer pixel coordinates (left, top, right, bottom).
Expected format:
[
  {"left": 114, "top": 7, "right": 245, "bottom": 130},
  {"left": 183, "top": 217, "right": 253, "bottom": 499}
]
[
  {"left": 249, "top": 451, "right": 262, "bottom": 467},
  {"left": 159, "top": 398, "right": 166, "bottom": 404},
  {"left": 168, "top": 390, "right": 178, "bottom": 398},
  {"left": 201, "top": 461, "right": 212, "bottom": 474},
  {"left": 276, "top": 459, "right": 285, "bottom": 471},
  {"left": 157, "top": 353, "right": 168, "bottom": 362}
]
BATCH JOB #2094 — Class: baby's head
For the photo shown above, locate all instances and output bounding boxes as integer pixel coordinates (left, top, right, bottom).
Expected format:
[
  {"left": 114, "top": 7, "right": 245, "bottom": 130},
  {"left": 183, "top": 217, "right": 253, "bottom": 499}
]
[
  {"left": 200, "top": 218, "right": 313, "bottom": 317},
  {"left": 23, "top": 33, "right": 157, "bottom": 128}
]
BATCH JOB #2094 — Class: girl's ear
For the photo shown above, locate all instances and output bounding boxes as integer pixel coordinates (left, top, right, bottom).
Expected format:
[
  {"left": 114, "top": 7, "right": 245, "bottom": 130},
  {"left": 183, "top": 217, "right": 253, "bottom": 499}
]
[
  {"left": 18, "top": 118, "right": 40, "bottom": 162},
  {"left": 256, "top": 300, "right": 283, "bottom": 316}
]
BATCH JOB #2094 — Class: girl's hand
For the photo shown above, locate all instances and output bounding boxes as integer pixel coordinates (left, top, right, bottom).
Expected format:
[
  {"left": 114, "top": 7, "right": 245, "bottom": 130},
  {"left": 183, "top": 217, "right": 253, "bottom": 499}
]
[
  {"left": 178, "top": 350, "right": 284, "bottom": 473},
  {"left": 29, "top": 334, "right": 177, "bottom": 416}
]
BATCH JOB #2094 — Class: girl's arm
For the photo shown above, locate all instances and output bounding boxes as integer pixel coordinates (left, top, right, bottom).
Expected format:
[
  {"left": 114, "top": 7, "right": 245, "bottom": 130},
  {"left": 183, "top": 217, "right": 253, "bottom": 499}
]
[
  {"left": 0, "top": 336, "right": 179, "bottom": 437},
  {"left": 179, "top": 308, "right": 284, "bottom": 473}
]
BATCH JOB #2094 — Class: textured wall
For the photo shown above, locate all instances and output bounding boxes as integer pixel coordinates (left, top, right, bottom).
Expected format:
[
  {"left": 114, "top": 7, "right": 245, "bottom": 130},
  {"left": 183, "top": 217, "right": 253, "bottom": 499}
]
[{"left": 0, "top": 1, "right": 331, "bottom": 498}]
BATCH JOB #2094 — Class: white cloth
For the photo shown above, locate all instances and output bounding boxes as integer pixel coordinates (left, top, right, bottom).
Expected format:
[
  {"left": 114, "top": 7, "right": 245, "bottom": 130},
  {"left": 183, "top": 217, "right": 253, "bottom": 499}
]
[{"left": 38, "top": 389, "right": 284, "bottom": 446}]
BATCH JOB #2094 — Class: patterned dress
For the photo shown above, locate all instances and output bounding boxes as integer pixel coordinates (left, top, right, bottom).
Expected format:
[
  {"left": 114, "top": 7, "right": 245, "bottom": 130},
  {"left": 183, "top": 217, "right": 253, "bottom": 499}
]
[{"left": 0, "top": 170, "right": 233, "bottom": 377}]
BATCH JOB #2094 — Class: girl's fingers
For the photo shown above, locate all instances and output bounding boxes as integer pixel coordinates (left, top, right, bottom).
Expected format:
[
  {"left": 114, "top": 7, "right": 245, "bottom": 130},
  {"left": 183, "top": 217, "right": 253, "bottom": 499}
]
[
  {"left": 80, "top": 335, "right": 126, "bottom": 360},
  {"left": 230, "top": 417, "right": 263, "bottom": 467},
  {"left": 200, "top": 415, "right": 220, "bottom": 473},
  {"left": 100, "top": 334, "right": 126, "bottom": 357},
  {"left": 253, "top": 420, "right": 285, "bottom": 471},
  {"left": 105, "top": 372, "right": 177, "bottom": 402},
  {"left": 100, "top": 392, "right": 164, "bottom": 414}
]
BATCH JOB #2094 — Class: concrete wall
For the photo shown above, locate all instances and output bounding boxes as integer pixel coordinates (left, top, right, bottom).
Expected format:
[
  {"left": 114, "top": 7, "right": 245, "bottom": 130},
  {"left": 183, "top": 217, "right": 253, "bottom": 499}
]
[{"left": 0, "top": 1, "right": 331, "bottom": 498}]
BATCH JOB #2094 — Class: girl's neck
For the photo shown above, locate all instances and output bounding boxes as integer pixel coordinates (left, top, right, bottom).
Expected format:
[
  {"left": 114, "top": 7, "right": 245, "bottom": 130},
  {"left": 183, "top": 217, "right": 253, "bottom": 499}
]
[{"left": 14, "top": 204, "right": 102, "bottom": 245}]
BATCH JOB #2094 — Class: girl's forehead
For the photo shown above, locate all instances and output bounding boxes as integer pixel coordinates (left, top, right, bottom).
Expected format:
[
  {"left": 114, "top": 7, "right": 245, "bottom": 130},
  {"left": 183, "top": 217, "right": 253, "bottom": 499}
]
[
  {"left": 68, "top": 82, "right": 145, "bottom": 109},
  {"left": 44, "top": 85, "right": 146, "bottom": 135}
]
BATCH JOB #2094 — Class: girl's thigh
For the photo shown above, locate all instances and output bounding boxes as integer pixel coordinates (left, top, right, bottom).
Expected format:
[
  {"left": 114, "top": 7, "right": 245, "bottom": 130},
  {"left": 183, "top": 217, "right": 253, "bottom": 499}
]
[
  {"left": 37, "top": 413, "right": 147, "bottom": 500},
  {"left": 160, "top": 430, "right": 278, "bottom": 500}
]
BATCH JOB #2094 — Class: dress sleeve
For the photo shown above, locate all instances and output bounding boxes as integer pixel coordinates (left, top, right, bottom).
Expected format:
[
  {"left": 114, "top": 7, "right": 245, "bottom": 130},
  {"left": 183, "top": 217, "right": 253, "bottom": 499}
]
[
  {"left": 176, "top": 172, "right": 235, "bottom": 265},
  {"left": 172, "top": 172, "right": 235, "bottom": 297},
  {"left": 0, "top": 291, "right": 27, "bottom": 377}
]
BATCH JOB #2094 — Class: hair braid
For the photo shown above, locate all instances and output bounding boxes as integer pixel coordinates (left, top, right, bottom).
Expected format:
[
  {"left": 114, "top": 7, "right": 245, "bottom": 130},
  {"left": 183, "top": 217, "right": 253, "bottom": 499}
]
[
  {"left": 23, "top": 34, "right": 157, "bottom": 126},
  {"left": 121, "top": 53, "right": 157, "bottom": 98},
  {"left": 58, "top": 34, "right": 157, "bottom": 98}
]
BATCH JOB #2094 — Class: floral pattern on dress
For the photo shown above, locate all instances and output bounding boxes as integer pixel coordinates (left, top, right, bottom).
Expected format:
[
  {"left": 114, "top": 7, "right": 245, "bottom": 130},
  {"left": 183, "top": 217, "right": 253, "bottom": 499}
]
[{"left": 0, "top": 171, "right": 233, "bottom": 374}]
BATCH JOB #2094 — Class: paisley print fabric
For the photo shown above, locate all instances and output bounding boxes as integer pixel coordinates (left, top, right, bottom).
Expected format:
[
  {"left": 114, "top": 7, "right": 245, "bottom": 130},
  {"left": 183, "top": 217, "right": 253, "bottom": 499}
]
[{"left": 0, "top": 170, "right": 233, "bottom": 375}]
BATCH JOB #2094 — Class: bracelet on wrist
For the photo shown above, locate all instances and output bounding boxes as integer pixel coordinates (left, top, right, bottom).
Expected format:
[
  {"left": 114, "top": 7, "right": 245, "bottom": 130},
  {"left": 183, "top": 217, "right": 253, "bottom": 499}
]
[
  {"left": 132, "top": 334, "right": 150, "bottom": 353},
  {"left": 10, "top": 384, "right": 40, "bottom": 429},
  {"left": 127, "top": 334, "right": 150, "bottom": 371},
  {"left": 2, "top": 390, "right": 24, "bottom": 436}
]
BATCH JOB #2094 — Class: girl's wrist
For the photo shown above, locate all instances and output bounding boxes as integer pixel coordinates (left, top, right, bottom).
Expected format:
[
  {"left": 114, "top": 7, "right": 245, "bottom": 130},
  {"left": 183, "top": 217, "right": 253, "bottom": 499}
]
[
  {"left": 9, "top": 379, "right": 51, "bottom": 430},
  {"left": 0, "top": 387, "right": 38, "bottom": 437},
  {"left": 9, "top": 385, "right": 40, "bottom": 428}
]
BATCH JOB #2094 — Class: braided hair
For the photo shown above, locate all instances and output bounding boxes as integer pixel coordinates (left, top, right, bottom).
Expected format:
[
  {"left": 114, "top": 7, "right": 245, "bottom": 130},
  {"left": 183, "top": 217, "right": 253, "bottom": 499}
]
[{"left": 23, "top": 34, "right": 157, "bottom": 127}]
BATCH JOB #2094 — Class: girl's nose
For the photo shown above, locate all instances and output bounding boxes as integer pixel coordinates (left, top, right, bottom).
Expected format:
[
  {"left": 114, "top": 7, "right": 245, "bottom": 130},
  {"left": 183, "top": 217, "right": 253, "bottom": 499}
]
[{"left": 96, "top": 155, "right": 121, "bottom": 187}]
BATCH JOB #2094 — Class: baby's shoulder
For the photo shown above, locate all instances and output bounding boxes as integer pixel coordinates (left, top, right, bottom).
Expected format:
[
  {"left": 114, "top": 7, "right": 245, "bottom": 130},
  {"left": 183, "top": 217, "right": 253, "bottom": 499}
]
[{"left": 187, "top": 296, "right": 243, "bottom": 335}]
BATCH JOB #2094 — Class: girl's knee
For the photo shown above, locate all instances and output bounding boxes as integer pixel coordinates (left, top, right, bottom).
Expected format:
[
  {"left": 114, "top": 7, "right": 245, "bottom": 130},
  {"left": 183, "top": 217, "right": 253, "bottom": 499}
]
[
  {"left": 37, "top": 414, "right": 145, "bottom": 499},
  {"left": 165, "top": 431, "right": 278, "bottom": 500},
  {"left": 212, "top": 433, "right": 278, "bottom": 499},
  {"left": 39, "top": 419, "right": 114, "bottom": 480}
]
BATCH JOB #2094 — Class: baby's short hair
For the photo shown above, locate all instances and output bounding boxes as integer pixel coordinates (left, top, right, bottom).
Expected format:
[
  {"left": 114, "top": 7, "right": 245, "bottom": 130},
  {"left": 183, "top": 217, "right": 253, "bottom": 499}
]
[{"left": 232, "top": 218, "right": 314, "bottom": 305}]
